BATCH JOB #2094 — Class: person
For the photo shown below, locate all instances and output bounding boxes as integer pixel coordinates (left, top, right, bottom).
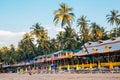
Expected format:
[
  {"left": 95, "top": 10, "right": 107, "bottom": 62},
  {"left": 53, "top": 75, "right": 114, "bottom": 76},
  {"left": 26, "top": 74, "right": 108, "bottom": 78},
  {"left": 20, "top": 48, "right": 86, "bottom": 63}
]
[{"left": 28, "top": 67, "right": 32, "bottom": 75}]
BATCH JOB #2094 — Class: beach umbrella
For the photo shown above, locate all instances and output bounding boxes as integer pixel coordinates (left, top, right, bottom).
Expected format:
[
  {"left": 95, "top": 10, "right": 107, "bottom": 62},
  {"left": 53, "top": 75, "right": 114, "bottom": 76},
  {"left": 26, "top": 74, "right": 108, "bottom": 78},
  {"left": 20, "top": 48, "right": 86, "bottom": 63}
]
[
  {"left": 58, "top": 65, "right": 62, "bottom": 70},
  {"left": 25, "top": 68, "right": 28, "bottom": 72},
  {"left": 46, "top": 67, "right": 48, "bottom": 71},
  {"left": 67, "top": 65, "right": 70, "bottom": 71},
  {"left": 36, "top": 67, "right": 38, "bottom": 72},
  {"left": 17, "top": 69, "right": 19, "bottom": 73},
  {"left": 89, "top": 63, "right": 93, "bottom": 70},
  {"left": 109, "top": 62, "right": 113, "bottom": 69},
  {"left": 98, "top": 60, "right": 101, "bottom": 70},
  {"left": 20, "top": 68, "right": 23, "bottom": 73},
  {"left": 49, "top": 66, "right": 51, "bottom": 70},
  {"left": 76, "top": 64, "right": 79, "bottom": 71},
  {"left": 31, "top": 67, "right": 35, "bottom": 73},
  {"left": 82, "top": 63, "right": 84, "bottom": 70}
]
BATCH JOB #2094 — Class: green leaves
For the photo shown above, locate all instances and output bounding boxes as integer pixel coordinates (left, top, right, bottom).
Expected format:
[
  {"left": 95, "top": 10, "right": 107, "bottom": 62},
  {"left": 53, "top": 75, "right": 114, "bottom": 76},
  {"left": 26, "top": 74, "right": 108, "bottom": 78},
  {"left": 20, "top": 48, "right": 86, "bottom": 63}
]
[{"left": 53, "top": 3, "right": 75, "bottom": 28}]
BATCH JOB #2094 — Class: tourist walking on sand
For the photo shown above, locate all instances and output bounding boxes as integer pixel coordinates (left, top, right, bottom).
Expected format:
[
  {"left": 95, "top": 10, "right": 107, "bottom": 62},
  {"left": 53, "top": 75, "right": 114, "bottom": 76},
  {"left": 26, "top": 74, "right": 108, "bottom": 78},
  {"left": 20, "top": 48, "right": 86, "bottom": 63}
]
[{"left": 28, "top": 67, "right": 32, "bottom": 75}]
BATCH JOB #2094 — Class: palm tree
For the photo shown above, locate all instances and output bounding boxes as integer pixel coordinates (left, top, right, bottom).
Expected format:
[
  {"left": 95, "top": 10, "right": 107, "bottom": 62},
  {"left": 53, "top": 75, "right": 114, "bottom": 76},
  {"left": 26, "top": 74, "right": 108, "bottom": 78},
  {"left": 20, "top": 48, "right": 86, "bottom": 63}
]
[
  {"left": 63, "top": 26, "right": 78, "bottom": 50},
  {"left": 23, "top": 33, "right": 36, "bottom": 55},
  {"left": 106, "top": 10, "right": 120, "bottom": 27},
  {"left": 77, "top": 15, "right": 90, "bottom": 43},
  {"left": 0, "top": 46, "right": 10, "bottom": 65},
  {"left": 108, "top": 28, "right": 117, "bottom": 38},
  {"left": 30, "top": 23, "right": 51, "bottom": 56},
  {"left": 30, "top": 23, "right": 44, "bottom": 40},
  {"left": 0, "top": 50, "right": 2, "bottom": 62},
  {"left": 90, "top": 22, "right": 101, "bottom": 41},
  {"left": 9, "top": 44, "right": 17, "bottom": 64},
  {"left": 53, "top": 3, "right": 75, "bottom": 28},
  {"left": 77, "top": 15, "right": 91, "bottom": 56},
  {"left": 50, "top": 38, "right": 59, "bottom": 52},
  {"left": 56, "top": 31, "right": 65, "bottom": 50},
  {"left": 106, "top": 10, "right": 120, "bottom": 37},
  {"left": 97, "top": 27, "right": 108, "bottom": 40},
  {"left": 18, "top": 33, "right": 36, "bottom": 61}
]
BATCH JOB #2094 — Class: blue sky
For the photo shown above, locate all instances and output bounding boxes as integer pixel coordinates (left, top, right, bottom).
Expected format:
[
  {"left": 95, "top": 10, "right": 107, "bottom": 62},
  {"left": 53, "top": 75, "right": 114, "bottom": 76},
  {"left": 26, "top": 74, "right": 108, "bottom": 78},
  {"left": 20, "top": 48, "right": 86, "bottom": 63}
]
[{"left": 0, "top": 0, "right": 120, "bottom": 47}]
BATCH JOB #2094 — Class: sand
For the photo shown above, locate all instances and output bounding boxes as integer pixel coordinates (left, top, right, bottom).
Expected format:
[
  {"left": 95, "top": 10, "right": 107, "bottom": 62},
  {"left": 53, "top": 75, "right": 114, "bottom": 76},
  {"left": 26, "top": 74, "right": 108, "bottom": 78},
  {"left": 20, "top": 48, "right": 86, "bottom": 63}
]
[{"left": 0, "top": 73, "right": 120, "bottom": 80}]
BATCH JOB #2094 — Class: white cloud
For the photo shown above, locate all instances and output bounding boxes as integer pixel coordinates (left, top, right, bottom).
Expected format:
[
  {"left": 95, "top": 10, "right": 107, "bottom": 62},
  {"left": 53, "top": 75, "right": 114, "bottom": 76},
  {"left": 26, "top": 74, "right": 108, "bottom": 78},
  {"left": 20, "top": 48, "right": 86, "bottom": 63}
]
[
  {"left": 45, "top": 26, "right": 65, "bottom": 39},
  {"left": 0, "top": 30, "right": 26, "bottom": 48},
  {"left": 55, "top": 27, "right": 65, "bottom": 32}
]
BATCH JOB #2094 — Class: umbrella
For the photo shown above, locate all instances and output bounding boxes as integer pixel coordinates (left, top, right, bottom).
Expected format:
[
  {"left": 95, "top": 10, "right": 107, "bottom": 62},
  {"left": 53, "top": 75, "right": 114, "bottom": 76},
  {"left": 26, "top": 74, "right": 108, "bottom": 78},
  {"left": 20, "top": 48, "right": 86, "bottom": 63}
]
[
  {"left": 109, "top": 62, "right": 113, "bottom": 69},
  {"left": 49, "top": 66, "right": 51, "bottom": 70},
  {"left": 58, "top": 65, "right": 62, "bottom": 70},
  {"left": 82, "top": 63, "right": 84, "bottom": 70},
  {"left": 76, "top": 64, "right": 79, "bottom": 71},
  {"left": 98, "top": 60, "right": 101, "bottom": 70},
  {"left": 67, "top": 65, "right": 70, "bottom": 71},
  {"left": 31, "top": 67, "right": 35, "bottom": 73},
  {"left": 17, "top": 69, "right": 19, "bottom": 73},
  {"left": 25, "top": 68, "right": 28, "bottom": 72},
  {"left": 89, "top": 63, "right": 93, "bottom": 70},
  {"left": 36, "top": 67, "right": 38, "bottom": 72},
  {"left": 20, "top": 68, "right": 23, "bottom": 73}
]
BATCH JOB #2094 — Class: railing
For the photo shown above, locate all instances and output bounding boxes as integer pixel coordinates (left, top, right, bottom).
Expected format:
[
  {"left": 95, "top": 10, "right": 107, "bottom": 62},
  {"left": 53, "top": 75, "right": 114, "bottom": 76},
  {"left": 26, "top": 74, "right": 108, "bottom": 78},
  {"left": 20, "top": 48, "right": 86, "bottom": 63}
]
[
  {"left": 59, "top": 62, "right": 120, "bottom": 68},
  {"left": 113, "top": 62, "right": 120, "bottom": 66}
]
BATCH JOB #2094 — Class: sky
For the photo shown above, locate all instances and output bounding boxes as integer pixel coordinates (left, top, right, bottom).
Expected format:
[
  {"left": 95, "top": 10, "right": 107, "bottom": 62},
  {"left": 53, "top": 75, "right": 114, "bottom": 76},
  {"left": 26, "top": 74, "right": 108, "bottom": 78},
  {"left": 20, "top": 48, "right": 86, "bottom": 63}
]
[{"left": 0, "top": 0, "right": 120, "bottom": 48}]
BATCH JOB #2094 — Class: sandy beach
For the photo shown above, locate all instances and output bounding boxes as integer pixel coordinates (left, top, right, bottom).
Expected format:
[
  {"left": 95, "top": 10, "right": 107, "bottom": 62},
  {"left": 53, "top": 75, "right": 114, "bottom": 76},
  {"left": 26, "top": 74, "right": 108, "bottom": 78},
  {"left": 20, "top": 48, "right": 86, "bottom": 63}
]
[{"left": 0, "top": 73, "right": 120, "bottom": 80}]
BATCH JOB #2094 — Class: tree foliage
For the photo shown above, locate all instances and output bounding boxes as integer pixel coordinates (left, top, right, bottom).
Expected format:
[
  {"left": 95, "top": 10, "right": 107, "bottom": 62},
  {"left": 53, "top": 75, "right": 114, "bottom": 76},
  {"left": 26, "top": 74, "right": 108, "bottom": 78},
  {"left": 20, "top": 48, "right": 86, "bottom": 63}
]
[{"left": 0, "top": 3, "right": 120, "bottom": 65}]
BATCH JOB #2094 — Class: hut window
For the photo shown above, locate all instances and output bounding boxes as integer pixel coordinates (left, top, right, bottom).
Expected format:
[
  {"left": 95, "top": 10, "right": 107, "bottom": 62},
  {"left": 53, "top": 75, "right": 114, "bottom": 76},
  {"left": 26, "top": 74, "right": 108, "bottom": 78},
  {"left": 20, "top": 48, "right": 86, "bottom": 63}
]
[
  {"left": 87, "top": 42, "right": 92, "bottom": 45},
  {"left": 111, "top": 37, "right": 116, "bottom": 41},
  {"left": 92, "top": 48, "right": 97, "bottom": 52},
  {"left": 105, "top": 46, "right": 111, "bottom": 51},
  {"left": 97, "top": 40, "right": 103, "bottom": 44},
  {"left": 82, "top": 49, "right": 86, "bottom": 53}
]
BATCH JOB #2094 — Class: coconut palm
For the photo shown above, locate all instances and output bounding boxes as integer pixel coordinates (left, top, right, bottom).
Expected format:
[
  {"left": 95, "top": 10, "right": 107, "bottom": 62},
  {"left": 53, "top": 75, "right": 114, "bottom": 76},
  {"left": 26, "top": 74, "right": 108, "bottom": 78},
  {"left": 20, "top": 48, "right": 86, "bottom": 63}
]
[
  {"left": 77, "top": 15, "right": 90, "bottom": 43},
  {"left": 30, "top": 23, "right": 44, "bottom": 40},
  {"left": 18, "top": 33, "right": 36, "bottom": 61},
  {"left": 50, "top": 38, "right": 59, "bottom": 52},
  {"left": 56, "top": 31, "right": 65, "bottom": 50},
  {"left": 9, "top": 44, "right": 17, "bottom": 64},
  {"left": 0, "top": 46, "right": 10, "bottom": 64},
  {"left": 30, "top": 23, "right": 50, "bottom": 56},
  {"left": 53, "top": 3, "right": 75, "bottom": 28},
  {"left": 0, "top": 50, "right": 2, "bottom": 62},
  {"left": 36, "top": 28, "right": 50, "bottom": 55},
  {"left": 106, "top": 10, "right": 120, "bottom": 27},
  {"left": 63, "top": 26, "right": 78, "bottom": 50},
  {"left": 106, "top": 10, "right": 120, "bottom": 37},
  {"left": 23, "top": 33, "right": 36, "bottom": 55},
  {"left": 97, "top": 27, "right": 108, "bottom": 40},
  {"left": 90, "top": 22, "right": 101, "bottom": 41},
  {"left": 76, "top": 15, "right": 91, "bottom": 56}
]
